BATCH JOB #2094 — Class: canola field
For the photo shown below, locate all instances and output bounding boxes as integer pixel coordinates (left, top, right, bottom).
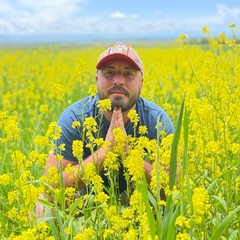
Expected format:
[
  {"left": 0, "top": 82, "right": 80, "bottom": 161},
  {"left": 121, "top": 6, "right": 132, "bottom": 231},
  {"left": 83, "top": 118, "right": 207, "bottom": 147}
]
[{"left": 0, "top": 28, "right": 240, "bottom": 239}]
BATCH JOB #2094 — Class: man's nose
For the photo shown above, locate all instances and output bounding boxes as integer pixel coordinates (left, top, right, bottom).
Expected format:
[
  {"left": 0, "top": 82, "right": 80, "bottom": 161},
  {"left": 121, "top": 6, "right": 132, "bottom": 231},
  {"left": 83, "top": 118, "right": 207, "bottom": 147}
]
[{"left": 113, "top": 72, "right": 124, "bottom": 85}]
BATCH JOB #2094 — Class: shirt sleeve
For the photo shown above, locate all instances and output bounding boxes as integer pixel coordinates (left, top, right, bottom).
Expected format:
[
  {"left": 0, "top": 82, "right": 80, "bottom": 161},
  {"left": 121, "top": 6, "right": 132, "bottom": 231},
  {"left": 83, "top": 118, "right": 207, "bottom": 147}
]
[{"left": 55, "top": 107, "right": 83, "bottom": 163}]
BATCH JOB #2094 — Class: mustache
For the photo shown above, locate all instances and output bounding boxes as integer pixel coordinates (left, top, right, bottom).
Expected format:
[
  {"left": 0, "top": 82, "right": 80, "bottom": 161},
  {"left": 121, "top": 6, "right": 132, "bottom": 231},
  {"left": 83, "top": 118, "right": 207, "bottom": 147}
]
[{"left": 107, "top": 86, "right": 129, "bottom": 96}]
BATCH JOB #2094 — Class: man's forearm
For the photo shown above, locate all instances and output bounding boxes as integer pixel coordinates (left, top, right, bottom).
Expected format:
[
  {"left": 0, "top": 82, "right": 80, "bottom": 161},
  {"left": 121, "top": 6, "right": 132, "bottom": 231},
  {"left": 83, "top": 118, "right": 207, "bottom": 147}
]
[
  {"left": 143, "top": 160, "right": 153, "bottom": 185},
  {"left": 61, "top": 147, "right": 108, "bottom": 189}
]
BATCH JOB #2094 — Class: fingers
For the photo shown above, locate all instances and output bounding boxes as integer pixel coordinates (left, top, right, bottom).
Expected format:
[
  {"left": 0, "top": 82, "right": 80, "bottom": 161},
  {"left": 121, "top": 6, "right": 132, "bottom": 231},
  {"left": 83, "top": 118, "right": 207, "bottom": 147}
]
[
  {"left": 105, "top": 108, "right": 119, "bottom": 146},
  {"left": 109, "top": 108, "right": 117, "bottom": 129},
  {"left": 116, "top": 108, "right": 127, "bottom": 135},
  {"left": 106, "top": 107, "right": 126, "bottom": 146}
]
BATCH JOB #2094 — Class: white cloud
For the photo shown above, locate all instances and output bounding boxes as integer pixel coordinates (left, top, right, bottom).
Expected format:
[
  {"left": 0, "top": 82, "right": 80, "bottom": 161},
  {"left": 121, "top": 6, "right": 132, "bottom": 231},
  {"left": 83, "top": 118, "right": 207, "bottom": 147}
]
[
  {"left": 0, "top": 0, "right": 87, "bottom": 34},
  {"left": 109, "top": 11, "right": 139, "bottom": 20},
  {"left": 110, "top": 11, "right": 127, "bottom": 19},
  {"left": 0, "top": 1, "right": 239, "bottom": 37},
  {"left": 217, "top": 4, "right": 240, "bottom": 19},
  {"left": 130, "top": 14, "right": 138, "bottom": 19}
]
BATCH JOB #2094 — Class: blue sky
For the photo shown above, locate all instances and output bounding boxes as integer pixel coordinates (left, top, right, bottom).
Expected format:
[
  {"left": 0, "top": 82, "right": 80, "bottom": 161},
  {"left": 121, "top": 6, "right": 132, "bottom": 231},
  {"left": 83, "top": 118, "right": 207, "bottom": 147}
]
[{"left": 0, "top": 0, "right": 239, "bottom": 43}]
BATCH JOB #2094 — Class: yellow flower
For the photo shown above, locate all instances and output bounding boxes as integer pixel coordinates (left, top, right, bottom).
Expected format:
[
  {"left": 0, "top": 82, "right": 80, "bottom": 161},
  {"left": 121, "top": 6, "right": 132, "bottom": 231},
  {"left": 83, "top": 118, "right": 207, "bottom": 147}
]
[
  {"left": 0, "top": 174, "right": 11, "bottom": 185},
  {"left": 192, "top": 187, "right": 210, "bottom": 223},
  {"left": 177, "top": 34, "right": 188, "bottom": 46},
  {"left": 59, "top": 143, "right": 65, "bottom": 151},
  {"left": 94, "top": 138, "right": 104, "bottom": 148},
  {"left": 83, "top": 117, "right": 97, "bottom": 133},
  {"left": 104, "top": 151, "right": 119, "bottom": 170},
  {"left": 175, "top": 215, "right": 185, "bottom": 227},
  {"left": 122, "top": 227, "right": 138, "bottom": 239},
  {"left": 88, "top": 84, "right": 98, "bottom": 96},
  {"left": 8, "top": 207, "right": 18, "bottom": 220},
  {"left": 83, "top": 162, "right": 96, "bottom": 181},
  {"left": 36, "top": 222, "right": 49, "bottom": 239},
  {"left": 46, "top": 122, "right": 62, "bottom": 140},
  {"left": 65, "top": 227, "right": 71, "bottom": 235},
  {"left": 97, "top": 99, "right": 112, "bottom": 113},
  {"left": 176, "top": 215, "right": 191, "bottom": 229},
  {"left": 39, "top": 104, "right": 49, "bottom": 114},
  {"left": 73, "top": 227, "right": 94, "bottom": 240},
  {"left": 8, "top": 190, "right": 19, "bottom": 205},
  {"left": 91, "top": 175, "right": 104, "bottom": 193},
  {"left": 65, "top": 163, "right": 78, "bottom": 180},
  {"left": 51, "top": 83, "right": 65, "bottom": 100},
  {"left": 202, "top": 26, "right": 210, "bottom": 35},
  {"left": 103, "top": 229, "right": 115, "bottom": 239},
  {"left": 176, "top": 232, "right": 190, "bottom": 240},
  {"left": 65, "top": 187, "right": 76, "bottom": 204},
  {"left": 128, "top": 109, "right": 139, "bottom": 126},
  {"left": 138, "top": 125, "right": 148, "bottom": 135},
  {"left": 122, "top": 208, "right": 134, "bottom": 220},
  {"left": 124, "top": 148, "right": 144, "bottom": 182},
  {"left": 11, "top": 150, "right": 27, "bottom": 171},
  {"left": 130, "top": 190, "right": 143, "bottom": 210},
  {"left": 94, "top": 191, "right": 110, "bottom": 205},
  {"left": 158, "top": 200, "right": 166, "bottom": 206},
  {"left": 2, "top": 115, "right": 20, "bottom": 142},
  {"left": 230, "top": 143, "right": 240, "bottom": 154},
  {"left": 113, "top": 127, "right": 126, "bottom": 155},
  {"left": 229, "top": 23, "right": 236, "bottom": 28},
  {"left": 78, "top": 60, "right": 86, "bottom": 76},
  {"left": 218, "top": 33, "right": 226, "bottom": 43},
  {"left": 72, "top": 121, "right": 81, "bottom": 129},
  {"left": 34, "top": 135, "right": 48, "bottom": 146},
  {"left": 72, "top": 140, "right": 83, "bottom": 160},
  {"left": 42, "top": 166, "right": 59, "bottom": 187}
]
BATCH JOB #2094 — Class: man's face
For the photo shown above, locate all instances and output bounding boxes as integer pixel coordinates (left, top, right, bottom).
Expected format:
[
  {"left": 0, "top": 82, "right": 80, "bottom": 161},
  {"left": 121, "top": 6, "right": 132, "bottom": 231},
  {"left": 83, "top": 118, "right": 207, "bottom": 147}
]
[{"left": 96, "top": 59, "right": 143, "bottom": 112}]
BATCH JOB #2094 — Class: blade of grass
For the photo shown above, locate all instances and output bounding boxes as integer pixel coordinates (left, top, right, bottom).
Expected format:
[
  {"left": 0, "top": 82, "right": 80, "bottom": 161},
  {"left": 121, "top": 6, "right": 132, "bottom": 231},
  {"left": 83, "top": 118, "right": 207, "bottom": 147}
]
[
  {"left": 210, "top": 205, "right": 240, "bottom": 240},
  {"left": 169, "top": 95, "right": 185, "bottom": 191},
  {"left": 161, "top": 194, "right": 179, "bottom": 240},
  {"left": 139, "top": 175, "right": 156, "bottom": 240},
  {"left": 182, "top": 107, "right": 193, "bottom": 223}
]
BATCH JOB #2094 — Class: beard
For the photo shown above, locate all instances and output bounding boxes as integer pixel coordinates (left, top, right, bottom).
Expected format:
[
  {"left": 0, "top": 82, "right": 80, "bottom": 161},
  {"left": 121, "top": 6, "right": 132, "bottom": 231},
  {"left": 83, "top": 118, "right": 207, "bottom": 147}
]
[{"left": 98, "top": 86, "right": 141, "bottom": 112}]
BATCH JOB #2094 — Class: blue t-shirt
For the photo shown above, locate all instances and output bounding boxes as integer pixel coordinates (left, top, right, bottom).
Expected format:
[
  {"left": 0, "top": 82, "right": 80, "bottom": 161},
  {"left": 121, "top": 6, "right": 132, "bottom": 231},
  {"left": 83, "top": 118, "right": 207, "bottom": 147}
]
[{"left": 56, "top": 95, "right": 174, "bottom": 192}]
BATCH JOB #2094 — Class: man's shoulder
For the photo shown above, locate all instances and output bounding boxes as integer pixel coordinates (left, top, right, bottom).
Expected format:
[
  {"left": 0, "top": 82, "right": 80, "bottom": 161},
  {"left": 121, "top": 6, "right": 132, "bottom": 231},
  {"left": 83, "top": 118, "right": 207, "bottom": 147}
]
[
  {"left": 67, "top": 95, "right": 98, "bottom": 114},
  {"left": 137, "top": 97, "right": 163, "bottom": 112},
  {"left": 137, "top": 97, "right": 175, "bottom": 135},
  {"left": 59, "top": 95, "right": 99, "bottom": 121},
  {"left": 137, "top": 97, "right": 172, "bottom": 122}
]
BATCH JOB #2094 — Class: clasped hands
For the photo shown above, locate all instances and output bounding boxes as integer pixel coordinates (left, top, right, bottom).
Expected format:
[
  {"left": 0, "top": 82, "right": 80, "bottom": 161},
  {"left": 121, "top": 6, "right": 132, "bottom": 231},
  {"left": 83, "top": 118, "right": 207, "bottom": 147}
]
[{"left": 105, "top": 107, "right": 129, "bottom": 154}]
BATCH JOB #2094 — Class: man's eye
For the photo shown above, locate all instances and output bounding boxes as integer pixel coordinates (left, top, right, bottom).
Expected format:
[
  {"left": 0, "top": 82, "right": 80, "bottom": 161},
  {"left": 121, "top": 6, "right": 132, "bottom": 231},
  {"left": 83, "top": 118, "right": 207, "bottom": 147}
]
[
  {"left": 125, "top": 72, "right": 134, "bottom": 77},
  {"left": 104, "top": 71, "right": 114, "bottom": 76}
]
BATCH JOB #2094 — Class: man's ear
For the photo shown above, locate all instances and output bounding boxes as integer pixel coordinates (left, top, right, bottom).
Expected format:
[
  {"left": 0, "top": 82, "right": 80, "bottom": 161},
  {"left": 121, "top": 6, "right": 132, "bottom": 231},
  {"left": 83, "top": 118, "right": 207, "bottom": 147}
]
[{"left": 96, "top": 70, "right": 99, "bottom": 82}]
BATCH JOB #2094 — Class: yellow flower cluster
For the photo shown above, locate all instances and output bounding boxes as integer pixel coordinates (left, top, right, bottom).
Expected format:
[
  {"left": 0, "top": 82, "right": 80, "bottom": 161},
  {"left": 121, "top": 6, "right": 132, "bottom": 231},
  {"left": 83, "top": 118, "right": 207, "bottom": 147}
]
[
  {"left": 0, "top": 111, "right": 20, "bottom": 143},
  {"left": 97, "top": 99, "right": 112, "bottom": 113},
  {"left": 72, "top": 140, "right": 84, "bottom": 161},
  {"left": 127, "top": 109, "right": 139, "bottom": 126},
  {"left": 192, "top": 187, "right": 210, "bottom": 224}
]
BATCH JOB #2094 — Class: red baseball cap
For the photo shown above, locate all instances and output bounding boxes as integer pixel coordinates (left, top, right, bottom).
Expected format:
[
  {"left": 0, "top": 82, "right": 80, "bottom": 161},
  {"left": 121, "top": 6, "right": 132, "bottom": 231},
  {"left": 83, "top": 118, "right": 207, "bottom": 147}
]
[{"left": 96, "top": 42, "right": 143, "bottom": 74}]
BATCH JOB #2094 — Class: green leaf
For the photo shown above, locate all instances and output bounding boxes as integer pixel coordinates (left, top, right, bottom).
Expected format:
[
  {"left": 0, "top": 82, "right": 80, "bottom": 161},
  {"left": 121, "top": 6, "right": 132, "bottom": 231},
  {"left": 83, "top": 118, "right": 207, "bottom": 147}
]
[
  {"left": 139, "top": 176, "right": 156, "bottom": 240},
  {"left": 212, "top": 195, "right": 227, "bottom": 211},
  {"left": 210, "top": 205, "right": 240, "bottom": 240},
  {"left": 162, "top": 194, "right": 179, "bottom": 240},
  {"left": 36, "top": 216, "right": 56, "bottom": 224},
  {"left": 229, "top": 229, "right": 239, "bottom": 240},
  {"left": 169, "top": 96, "right": 185, "bottom": 191}
]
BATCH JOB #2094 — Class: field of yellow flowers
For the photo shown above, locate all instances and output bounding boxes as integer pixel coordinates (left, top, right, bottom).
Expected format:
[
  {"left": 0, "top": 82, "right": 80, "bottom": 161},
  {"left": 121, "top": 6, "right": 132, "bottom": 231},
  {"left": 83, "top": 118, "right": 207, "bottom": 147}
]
[{"left": 0, "top": 26, "right": 240, "bottom": 240}]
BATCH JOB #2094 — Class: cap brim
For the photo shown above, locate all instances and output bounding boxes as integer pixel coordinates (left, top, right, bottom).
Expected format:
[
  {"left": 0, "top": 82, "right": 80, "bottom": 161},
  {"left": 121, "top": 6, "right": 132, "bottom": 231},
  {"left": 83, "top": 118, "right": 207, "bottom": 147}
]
[{"left": 96, "top": 53, "right": 141, "bottom": 71}]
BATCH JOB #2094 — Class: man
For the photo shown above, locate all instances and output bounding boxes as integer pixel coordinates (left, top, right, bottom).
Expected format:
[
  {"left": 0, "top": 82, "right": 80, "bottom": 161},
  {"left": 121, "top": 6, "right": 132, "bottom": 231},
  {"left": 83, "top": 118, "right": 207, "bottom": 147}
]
[{"left": 37, "top": 42, "right": 174, "bottom": 217}]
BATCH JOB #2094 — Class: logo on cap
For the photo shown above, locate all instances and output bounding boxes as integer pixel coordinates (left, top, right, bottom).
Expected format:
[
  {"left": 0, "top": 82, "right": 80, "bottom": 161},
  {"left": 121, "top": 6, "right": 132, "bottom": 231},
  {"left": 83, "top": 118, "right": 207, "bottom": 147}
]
[{"left": 108, "top": 43, "right": 129, "bottom": 56}]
